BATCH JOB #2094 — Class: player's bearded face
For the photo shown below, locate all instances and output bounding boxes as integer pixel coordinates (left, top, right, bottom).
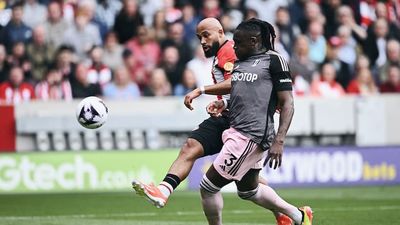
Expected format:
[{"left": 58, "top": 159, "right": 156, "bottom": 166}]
[{"left": 203, "top": 41, "right": 220, "bottom": 58}]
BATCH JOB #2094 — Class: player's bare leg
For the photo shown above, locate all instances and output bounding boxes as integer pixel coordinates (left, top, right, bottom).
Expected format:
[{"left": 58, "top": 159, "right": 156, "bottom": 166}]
[
  {"left": 200, "top": 189, "right": 223, "bottom": 225},
  {"left": 132, "top": 138, "right": 204, "bottom": 207},
  {"left": 200, "top": 165, "right": 232, "bottom": 225}
]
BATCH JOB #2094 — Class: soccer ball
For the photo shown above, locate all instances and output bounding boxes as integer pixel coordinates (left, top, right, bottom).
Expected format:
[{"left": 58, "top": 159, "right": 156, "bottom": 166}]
[{"left": 76, "top": 96, "right": 109, "bottom": 129}]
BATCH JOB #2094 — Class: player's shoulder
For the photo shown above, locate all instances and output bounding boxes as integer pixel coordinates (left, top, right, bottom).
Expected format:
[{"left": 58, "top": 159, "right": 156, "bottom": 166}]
[
  {"left": 266, "top": 50, "right": 289, "bottom": 72},
  {"left": 216, "top": 40, "right": 236, "bottom": 60},
  {"left": 266, "top": 50, "right": 286, "bottom": 60},
  {"left": 216, "top": 40, "right": 236, "bottom": 72}
]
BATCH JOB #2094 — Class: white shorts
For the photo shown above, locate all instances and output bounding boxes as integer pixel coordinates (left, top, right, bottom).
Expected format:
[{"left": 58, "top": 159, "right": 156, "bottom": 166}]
[{"left": 213, "top": 127, "right": 265, "bottom": 181}]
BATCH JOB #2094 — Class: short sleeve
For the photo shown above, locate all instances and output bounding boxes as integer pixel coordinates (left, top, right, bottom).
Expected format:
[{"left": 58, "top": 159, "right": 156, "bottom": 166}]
[
  {"left": 217, "top": 41, "right": 236, "bottom": 79},
  {"left": 269, "top": 53, "right": 293, "bottom": 91}
]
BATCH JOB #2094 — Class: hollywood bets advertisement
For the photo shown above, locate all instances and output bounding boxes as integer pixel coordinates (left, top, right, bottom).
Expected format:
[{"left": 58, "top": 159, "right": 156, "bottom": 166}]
[{"left": 188, "top": 147, "right": 400, "bottom": 189}]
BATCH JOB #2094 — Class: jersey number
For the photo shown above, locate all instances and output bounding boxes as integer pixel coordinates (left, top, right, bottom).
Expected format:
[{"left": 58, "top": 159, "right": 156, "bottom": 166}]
[{"left": 224, "top": 154, "right": 238, "bottom": 167}]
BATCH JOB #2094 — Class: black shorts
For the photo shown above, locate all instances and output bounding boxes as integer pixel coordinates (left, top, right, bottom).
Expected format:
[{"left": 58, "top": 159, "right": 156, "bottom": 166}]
[{"left": 188, "top": 115, "right": 230, "bottom": 156}]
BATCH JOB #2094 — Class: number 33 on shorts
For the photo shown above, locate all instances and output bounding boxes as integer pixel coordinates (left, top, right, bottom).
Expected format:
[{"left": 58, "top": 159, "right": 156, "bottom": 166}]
[{"left": 214, "top": 128, "right": 264, "bottom": 181}]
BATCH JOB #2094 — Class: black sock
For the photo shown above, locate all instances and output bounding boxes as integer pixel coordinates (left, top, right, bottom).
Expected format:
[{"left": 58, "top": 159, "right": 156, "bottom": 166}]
[{"left": 162, "top": 174, "right": 181, "bottom": 190}]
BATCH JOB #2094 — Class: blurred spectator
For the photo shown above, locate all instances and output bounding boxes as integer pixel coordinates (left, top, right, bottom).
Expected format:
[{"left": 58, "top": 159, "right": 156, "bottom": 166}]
[
  {"left": 63, "top": 10, "right": 102, "bottom": 59},
  {"left": 95, "top": 0, "right": 122, "bottom": 30},
  {"left": 86, "top": 45, "right": 112, "bottom": 86},
  {"left": 359, "top": 0, "right": 377, "bottom": 28},
  {"left": 173, "top": 68, "right": 197, "bottom": 96},
  {"left": 375, "top": 2, "right": 400, "bottom": 41},
  {"left": 113, "top": 0, "right": 144, "bottom": 44},
  {"left": 380, "top": 65, "right": 400, "bottom": 93},
  {"left": 336, "top": 5, "right": 367, "bottom": 42},
  {"left": 139, "top": 0, "right": 163, "bottom": 26},
  {"left": 245, "top": 0, "right": 288, "bottom": 25},
  {"left": 78, "top": 0, "right": 108, "bottom": 41},
  {"left": 43, "top": 1, "right": 70, "bottom": 49},
  {"left": 387, "top": 0, "right": 400, "bottom": 27},
  {"left": 220, "top": 14, "right": 235, "bottom": 39},
  {"left": 324, "top": 36, "right": 352, "bottom": 89},
  {"left": 244, "top": 8, "right": 259, "bottom": 21},
  {"left": 346, "top": 68, "right": 378, "bottom": 96},
  {"left": 103, "top": 66, "right": 140, "bottom": 99},
  {"left": 364, "top": 18, "right": 389, "bottom": 68},
  {"left": 201, "top": 0, "right": 221, "bottom": 18},
  {"left": 311, "top": 62, "right": 345, "bottom": 97},
  {"left": 160, "top": 45, "right": 185, "bottom": 89},
  {"left": 102, "top": 31, "right": 124, "bottom": 70},
  {"left": 152, "top": 10, "right": 168, "bottom": 42},
  {"left": 161, "top": 21, "right": 193, "bottom": 65},
  {"left": 186, "top": 45, "right": 213, "bottom": 88},
  {"left": 52, "top": 45, "right": 76, "bottom": 83},
  {"left": 62, "top": 0, "right": 77, "bottom": 23},
  {"left": 336, "top": 25, "right": 358, "bottom": 67},
  {"left": 0, "top": 2, "right": 32, "bottom": 52},
  {"left": 122, "top": 48, "right": 147, "bottom": 90},
  {"left": 22, "top": 0, "right": 47, "bottom": 28},
  {"left": 292, "top": 72, "right": 310, "bottom": 96},
  {"left": 0, "top": 44, "right": 9, "bottom": 83},
  {"left": 164, "top": 0, "right": 182, "bottom": 23},
  {"left": 354, "top": 54, "right": 371, "bottom": 73},
  {"left": 274, "top": 29, "right": 290, "bottom": 62},
  {"left": 320, "top": 0, "right": 341, "bottom": 38},
  {"left": 379, "top": 39, "right": 400, "bottom": 83},
  {"left": 182, "top": 3, "right": 201, "bottom": 49},
  {"left": 298, "top": 1, "right": 325, "bottom": 34},
  {"left": 307, "top": 20, "right": 327, "bottom": 64},
  {"left": 289, "top": 35, "right": 317, "bottom": 83},
  {"left": 71, "top": 63, "right": 102, "bottom": 98},
  {"left": 26, "top": 25, "right": 55, "bottom": 83},
  {"left": 275, "top": 6, "right": 300, "bottom": 56},
  {"left": 6, "top": 42, "right": 32, "bottom": 81},
  {"left": 125, "top": 25, "right": 161, "bottom": 78},
  {"left": 0, "top": 66, "right": 35, "bottom": 103},
  {"left": 142, "top": 68, "right": 171, "bottom": 97},
  {"left": 287, "top": 0, "right": 306, "bottom": 29},
  {"left": 35, "top": 67, "right": 73, "bottom": 101},
  {"left": 223, "top": 0, "right": 244, "bottom": 29}
]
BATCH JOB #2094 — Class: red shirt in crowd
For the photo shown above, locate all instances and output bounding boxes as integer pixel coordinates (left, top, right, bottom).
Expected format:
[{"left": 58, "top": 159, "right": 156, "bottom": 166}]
[
  {"left": 0, "top": 82, "right": 35, "bottom": 104},
  {"left": 380, "top": 82, "right": 400, "bottom": 93}
]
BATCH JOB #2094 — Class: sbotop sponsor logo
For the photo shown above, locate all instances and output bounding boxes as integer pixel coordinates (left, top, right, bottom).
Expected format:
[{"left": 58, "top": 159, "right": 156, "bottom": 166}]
[
  {"left": 232, "top": 72, "right": 258, "bottom": 82},
  {"left": 0, "top": 156, "right": 135, "bottom": 191}
]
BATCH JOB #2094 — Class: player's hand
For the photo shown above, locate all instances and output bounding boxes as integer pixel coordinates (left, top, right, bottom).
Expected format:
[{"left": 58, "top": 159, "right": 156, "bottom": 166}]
[
  {"left": 184, "top": 88, "right": 202, "bottom": 110},
  {"left": 264, "top": 140, "right": 283, "bottom": 169},
  {"left": 275, "top": 107, "right": 282, "bottom": 114},
  {"left": 206, "top": 100, "right": 224, "bottom": 117}
]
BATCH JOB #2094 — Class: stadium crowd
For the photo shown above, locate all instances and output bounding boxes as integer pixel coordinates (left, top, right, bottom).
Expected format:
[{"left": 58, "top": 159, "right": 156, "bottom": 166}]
[{"left": 0, "top": 0, "right": 399, "bottom": 104}]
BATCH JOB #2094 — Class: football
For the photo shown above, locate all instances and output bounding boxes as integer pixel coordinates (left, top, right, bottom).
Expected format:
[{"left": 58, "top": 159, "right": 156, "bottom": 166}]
[{"left": 76, "top": 96, "right": 109, "bottom": 129}]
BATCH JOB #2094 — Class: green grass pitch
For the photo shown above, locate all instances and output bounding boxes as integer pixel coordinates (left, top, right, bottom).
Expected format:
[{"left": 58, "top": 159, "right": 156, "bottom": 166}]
[{"left": 1, "top": 186, "right": 399, "bottom": 225}]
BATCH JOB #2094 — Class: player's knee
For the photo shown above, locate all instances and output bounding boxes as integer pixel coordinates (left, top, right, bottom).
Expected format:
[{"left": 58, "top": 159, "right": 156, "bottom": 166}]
[
  {"left": 237, "top": 185, "right": 259, "bottom": 200},
  {"left": 179, "top": 138, "right": 203, "bottom": 161},
  {"left": 200, "top": 174, "right": 221, "bottom": 194}
]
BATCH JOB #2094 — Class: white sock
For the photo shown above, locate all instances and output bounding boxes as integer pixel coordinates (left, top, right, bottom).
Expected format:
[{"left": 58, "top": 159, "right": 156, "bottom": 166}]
[
  {"left": 200, "top": 189, "right": 223, "bottom": 225},
  {"left": 248, "top": 185, "right": 303, "bottom": 224},
  {"left": 158, "top": 181, "right": 173, "bottom": 198}
]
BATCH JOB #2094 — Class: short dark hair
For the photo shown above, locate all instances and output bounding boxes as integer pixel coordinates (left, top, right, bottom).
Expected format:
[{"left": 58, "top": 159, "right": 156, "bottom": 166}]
[
  {"left": 236, "top": 18, "right": 276, "bottom": 51},
  {"left": 11, "top": 1, "right": 24, "bottom": 10}
]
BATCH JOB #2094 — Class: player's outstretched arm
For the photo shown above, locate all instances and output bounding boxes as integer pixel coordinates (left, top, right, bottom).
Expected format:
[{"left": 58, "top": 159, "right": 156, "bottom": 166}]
[
  {"left": 265, "top": 90, "right": 294, "bottom": 169},
  {"left": 184, "top": 78, "right": 232, "bottom": 110}
]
